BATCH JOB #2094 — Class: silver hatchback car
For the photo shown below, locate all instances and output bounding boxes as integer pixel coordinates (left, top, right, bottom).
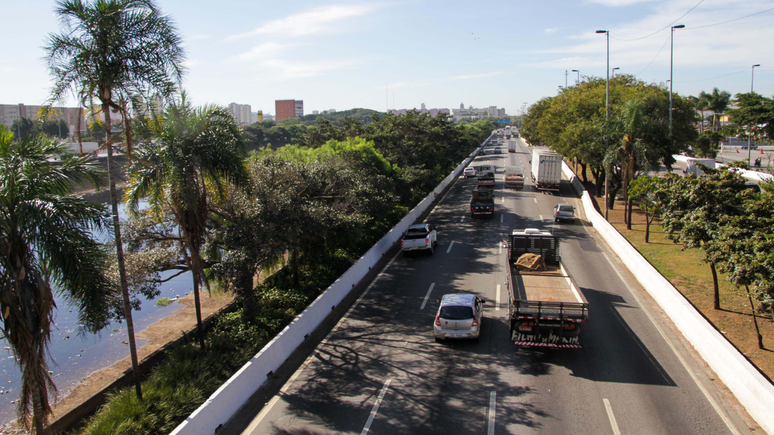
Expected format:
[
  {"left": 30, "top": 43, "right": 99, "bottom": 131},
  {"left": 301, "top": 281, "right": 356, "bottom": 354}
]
[{"left": 434, "top": 294, "right": 484, "bottom": 342}]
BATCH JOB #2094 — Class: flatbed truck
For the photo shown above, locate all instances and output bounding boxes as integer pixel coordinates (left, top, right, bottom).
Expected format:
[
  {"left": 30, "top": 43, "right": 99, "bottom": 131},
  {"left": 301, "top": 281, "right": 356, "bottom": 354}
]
[{"left": 506, "top": 229, "right": 589, "bottom": 348}]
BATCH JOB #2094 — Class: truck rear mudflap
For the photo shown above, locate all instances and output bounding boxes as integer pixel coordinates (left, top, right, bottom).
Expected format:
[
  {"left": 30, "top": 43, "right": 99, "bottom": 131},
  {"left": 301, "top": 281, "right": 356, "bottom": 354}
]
[{"left": 511, "top": 318, "right": 583, "bottom": 348}]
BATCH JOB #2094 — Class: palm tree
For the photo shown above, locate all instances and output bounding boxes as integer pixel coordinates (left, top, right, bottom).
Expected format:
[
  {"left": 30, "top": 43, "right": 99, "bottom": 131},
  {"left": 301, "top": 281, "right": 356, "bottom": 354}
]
[
  {"left": 707, "top": 88, "right": 731, "bottom": 132},
  {"left": 0, "top": 126, "right": 112, "bottom": 433},
  {"left": 696, "top": 91, "right": 711, "bottom": 135},
  {"left": 605, "top": 99, "right": 651, "bottom": 228},
  {"left": 45, "top": 0, "right": 185, "bottom": 400},
  {"left": 125, "top": 96, "right": 247, "bottom": 348}
]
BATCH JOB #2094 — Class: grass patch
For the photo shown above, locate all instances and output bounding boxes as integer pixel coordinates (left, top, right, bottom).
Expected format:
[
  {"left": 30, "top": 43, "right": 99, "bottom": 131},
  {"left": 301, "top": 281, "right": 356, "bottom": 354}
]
[{"left": 155, "top": 297, "right": 173, "bottom": 307}]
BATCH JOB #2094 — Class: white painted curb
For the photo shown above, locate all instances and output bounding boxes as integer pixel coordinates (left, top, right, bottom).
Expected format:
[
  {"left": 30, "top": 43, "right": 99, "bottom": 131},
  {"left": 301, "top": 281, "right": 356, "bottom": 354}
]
[
  {"left": 562, "top": 161, "right": 774, "bottom": 434},
  {"left": 170, "top": 136, "right": 491, "bottom": 435}
]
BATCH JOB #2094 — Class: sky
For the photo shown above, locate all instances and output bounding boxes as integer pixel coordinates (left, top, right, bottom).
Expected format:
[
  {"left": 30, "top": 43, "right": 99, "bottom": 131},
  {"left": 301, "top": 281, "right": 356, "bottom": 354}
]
[{"left": 2, "top": 0, "right": 773, "bottom": 116}]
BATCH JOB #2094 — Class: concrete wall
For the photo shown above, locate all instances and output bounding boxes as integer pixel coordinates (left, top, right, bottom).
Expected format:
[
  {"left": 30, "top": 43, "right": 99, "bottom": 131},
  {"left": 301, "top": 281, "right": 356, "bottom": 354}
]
[
  {"left": 562, "top": 162, "right": 774, "bottom": 434},
  {"left": 170, "top": 139, "right": 488, "bottom": 435}
]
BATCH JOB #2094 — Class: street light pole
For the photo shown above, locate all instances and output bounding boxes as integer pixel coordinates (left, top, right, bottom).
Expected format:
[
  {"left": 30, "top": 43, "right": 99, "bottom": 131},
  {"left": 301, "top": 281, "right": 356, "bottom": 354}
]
[
  {"left": 670, "top": 24, "right": 685, "bottom": 144},
  {"left": 572, "top": 69, "right": 580, "bottom": 84},
  {"left": 596, "top": 30, "right": 610, "bottom": 218},
  {"left": 565, "top": 70, "right": 568, "bottom": 88},
  {"left": 749, "top": 64, "right": 761, "bottom": 166}
]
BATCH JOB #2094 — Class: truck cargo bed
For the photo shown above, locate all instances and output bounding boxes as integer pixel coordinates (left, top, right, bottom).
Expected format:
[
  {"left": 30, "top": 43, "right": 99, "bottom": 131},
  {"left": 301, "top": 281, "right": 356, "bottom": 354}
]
[{"left": 511, "top": 266, "right": 584, "bottom": 304}]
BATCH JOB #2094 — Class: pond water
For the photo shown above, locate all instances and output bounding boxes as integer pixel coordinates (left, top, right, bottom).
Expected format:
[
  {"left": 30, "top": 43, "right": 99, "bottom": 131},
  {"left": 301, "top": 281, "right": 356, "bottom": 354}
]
[{"left": 0, "top": 203, "right": 193, "bottom": 427}]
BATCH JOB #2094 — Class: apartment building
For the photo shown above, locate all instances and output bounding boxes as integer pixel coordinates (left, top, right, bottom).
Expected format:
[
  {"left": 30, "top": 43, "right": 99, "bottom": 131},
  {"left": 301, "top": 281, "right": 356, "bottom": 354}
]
[{"left": 275, "top": 99, "right": 304, "bottom": 122}]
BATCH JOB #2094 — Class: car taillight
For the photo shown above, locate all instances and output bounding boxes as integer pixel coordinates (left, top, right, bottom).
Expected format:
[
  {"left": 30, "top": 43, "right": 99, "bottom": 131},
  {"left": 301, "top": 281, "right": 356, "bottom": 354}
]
[
  {"left": 471, "top": 315, "right": 478, "bottom": 327},
  {"left": 400, "top": 240, "right": 403, "bottom": 246},
  {"left": 435, "top": 315, "right": 441, "bottom": 326},
  {"left": 425, "top": 238, "right": 429, "bottom": 245}
]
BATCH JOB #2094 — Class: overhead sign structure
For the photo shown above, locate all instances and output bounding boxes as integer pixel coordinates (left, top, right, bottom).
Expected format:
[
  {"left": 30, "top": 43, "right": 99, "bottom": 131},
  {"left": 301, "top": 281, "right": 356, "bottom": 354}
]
[{"left": 497, "top": 118, "right": 511, "bottom": 123}]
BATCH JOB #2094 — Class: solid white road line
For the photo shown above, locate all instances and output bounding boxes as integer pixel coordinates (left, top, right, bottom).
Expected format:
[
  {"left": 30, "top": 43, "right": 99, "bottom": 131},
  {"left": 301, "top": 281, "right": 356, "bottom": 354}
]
[
  {"left": 495, "top": 285, "right": 501, "bottom": 311},
  {"left": 420, "top": 283, "right": 435, "bottom": 310},
  {"left": 500, "top": 214, "right": 504, "bottom": 223},
  {"left": 498, "top": 242, "right": 502, "bottom": 255},
  {"left": 361, "top": 378, "right": 392, "bottom": 435},
  {"left": 446, "top": 240, "right": 455, "bottom": 254},
  {"left": 597, "top": 246, "right": 742, "bottom": 435},
  {"left": 539, "top": 215, "right": 544, "bottom": 221},
  {"left": 501, "top": 196, "right": 505, "bottom": 203},
  {"left": 533, "top": 198, "right": 538, "bottom": 203},
  {"left": 487, "top": 391, "right": 497, "bottom": 435},
  {"left": 244, "top": 251, "right": 401, "bottom": 434},
  {"left": 603, "top": 398, "right": 621, "bottom": 435}
]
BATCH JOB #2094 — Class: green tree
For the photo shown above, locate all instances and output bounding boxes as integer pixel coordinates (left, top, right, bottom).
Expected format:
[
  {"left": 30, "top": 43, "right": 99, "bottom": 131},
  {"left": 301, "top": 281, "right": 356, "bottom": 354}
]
[
  {"left": 727, "top": 92, "right": 774, "bottom": 142},
  {"left": 706, "top": 88, "right": 732, "bottom": 132},
  {"left": 40, "top": 118, "right": 69, "bottom": 139},
  {"left": 709, "top": 187, "right": 774, "bottom": 349},
  {"left": 125, "top": 96, "right": 247, "bottom": 348},
  {"left": 46, "top": 0, "right": 185, "bottom": 400},
  {"left": 0, "top": 126, "right": 111, "bottom": 433},
  {"left": 10, "top": 118, "right": 37, "bottom": 141},
  {"left": 627, "top": 175, "right": 667, "bottom": 242},
  {"left": 658, "top": 167, "right": 747, "bottom": 310}
]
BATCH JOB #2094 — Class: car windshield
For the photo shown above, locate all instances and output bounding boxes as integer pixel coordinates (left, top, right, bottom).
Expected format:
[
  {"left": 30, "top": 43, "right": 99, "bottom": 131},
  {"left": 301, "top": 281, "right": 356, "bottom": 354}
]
[
  {"left": 440, "top": 306, "right": 474, "bottom": 320},
  {"left": 559, "top": 205, "right": 573, "bottom": 212}
]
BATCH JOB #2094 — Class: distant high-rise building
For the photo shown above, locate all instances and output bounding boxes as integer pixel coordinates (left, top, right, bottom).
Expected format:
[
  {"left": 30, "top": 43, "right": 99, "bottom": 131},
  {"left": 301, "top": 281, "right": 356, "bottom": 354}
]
[
  {"left": 498, "top": 108, "right": 506, "bottom": 117},
  {"left": 421, "top": 103, "right": 426, "bottom": 111},
  {"left": 312, "top": 110, "right": 319, "bottom": 115},
  {"left": 460, "top": 102, "right": 464, "bottom": 110},
  {"left": 229, "top": 103, "right": 252, "bottom": 125},
  {"left": 1, "top": 103, "right": 87, "bottom": 136},
  {"left": 275, "top": 99, "right": 304, "bottom": 122}
]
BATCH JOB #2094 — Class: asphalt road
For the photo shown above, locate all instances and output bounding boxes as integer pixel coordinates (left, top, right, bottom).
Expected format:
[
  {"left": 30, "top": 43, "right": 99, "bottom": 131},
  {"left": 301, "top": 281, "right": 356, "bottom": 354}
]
[{"left": 236, "top": 138, "right": 752, "bottom": 435}]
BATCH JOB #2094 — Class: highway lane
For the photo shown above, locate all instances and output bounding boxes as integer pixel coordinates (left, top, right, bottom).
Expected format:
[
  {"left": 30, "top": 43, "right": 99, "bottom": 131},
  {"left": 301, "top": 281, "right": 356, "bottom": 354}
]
[{"left": 237, "top": 136, "right": 751, "bottom": 435}]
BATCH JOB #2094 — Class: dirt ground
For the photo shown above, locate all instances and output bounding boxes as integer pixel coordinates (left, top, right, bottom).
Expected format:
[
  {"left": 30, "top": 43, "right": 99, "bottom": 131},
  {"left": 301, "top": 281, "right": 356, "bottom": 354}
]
[{"left": 587, "top": 189, "right": 774, "bottom": 382}]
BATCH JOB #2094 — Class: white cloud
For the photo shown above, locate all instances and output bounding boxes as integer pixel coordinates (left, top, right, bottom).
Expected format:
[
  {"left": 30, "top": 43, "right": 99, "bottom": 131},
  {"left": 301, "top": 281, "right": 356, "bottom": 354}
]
[
  {"left": 231, "top": 42, "right": 292, "bottom": 62},
  {"left": 586, "top": 0, "right": 659, "bottom": 6},
  {"left": 262, "top": 58, "right": 361, "bottom": 79},
  {"left": 376, "top": 82, "right": 426, "bottom": 91},
  {"left": 544, "top": 28, "right": 558, "bottom": 34},
  {"left": 527, "top": 0, "right": 774, "bottom": 77},
  {"left": 228, "top": 4, "right": 378, "bottom": 40},
  {"left": 447, "top": 72, "right": 504, "bottom": 81}
]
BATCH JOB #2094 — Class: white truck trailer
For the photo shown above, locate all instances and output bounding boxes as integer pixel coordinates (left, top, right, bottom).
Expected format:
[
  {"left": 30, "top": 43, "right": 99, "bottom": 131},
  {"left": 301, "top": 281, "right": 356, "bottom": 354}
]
[{"left": 531, "top": 149, "right": 562, "bottom": 191}]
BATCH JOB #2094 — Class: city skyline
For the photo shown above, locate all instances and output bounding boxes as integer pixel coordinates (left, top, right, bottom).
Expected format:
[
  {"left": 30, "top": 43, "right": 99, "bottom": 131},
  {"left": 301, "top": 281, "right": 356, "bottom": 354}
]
[{"left": 2, "top": 0, "right": 773, "bottom": 116}]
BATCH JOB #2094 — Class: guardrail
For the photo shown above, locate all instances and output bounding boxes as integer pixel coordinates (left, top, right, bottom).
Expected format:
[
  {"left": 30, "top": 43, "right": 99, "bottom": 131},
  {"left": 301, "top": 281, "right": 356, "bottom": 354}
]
[
  {"left": 170, "top": 137, "right": 489, "bottom": 435},
  {"left": 561, "top": 161, "right": 774, "bottom": 434}
]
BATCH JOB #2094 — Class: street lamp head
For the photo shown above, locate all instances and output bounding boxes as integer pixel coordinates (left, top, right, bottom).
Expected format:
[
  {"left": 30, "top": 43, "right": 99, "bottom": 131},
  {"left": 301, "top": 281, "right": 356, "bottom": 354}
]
[
  {"left": 612, "top": 67, "right": 620, "bottom": 71},
  {"left": 753, "top": 64, "right": 761, "bottom": 68},
  {"left": 672, "top": 24, "right": 685, "bottom": 29},
  {"left": 596, "top": 30, "right": 607, "bottom": 34}
]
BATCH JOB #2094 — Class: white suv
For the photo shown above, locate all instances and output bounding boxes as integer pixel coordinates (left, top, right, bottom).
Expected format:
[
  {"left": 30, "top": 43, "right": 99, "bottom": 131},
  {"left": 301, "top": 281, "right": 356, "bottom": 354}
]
[{"left": 434, "top": 294, "right": 484, "bottom": 342}]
